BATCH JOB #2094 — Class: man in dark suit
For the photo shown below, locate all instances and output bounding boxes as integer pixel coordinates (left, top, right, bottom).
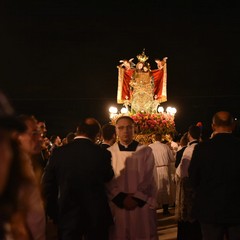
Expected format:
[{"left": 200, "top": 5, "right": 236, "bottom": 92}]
[
  {"left": 189, "top": 111, "right": 240, "bottom": 240},
  {"left": 42, "top": 118, "right": 114, "bottom": 240}
]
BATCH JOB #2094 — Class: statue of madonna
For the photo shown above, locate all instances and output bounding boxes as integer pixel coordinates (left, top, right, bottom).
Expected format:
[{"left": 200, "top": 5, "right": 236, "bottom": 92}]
[{"left": 117, "top": 50, "right": 168, "bottom": 113}]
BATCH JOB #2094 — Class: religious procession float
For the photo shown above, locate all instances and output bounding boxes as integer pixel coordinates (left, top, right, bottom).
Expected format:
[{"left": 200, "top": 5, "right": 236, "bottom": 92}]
[{"left": 109, "top": 49, "right": 177, "bottom": 144}]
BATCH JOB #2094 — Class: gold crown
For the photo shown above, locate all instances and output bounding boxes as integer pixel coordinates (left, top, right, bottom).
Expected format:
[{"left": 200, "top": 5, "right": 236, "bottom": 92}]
[{"left": 136, "top": 49, "right": 148, "bottom": 63}]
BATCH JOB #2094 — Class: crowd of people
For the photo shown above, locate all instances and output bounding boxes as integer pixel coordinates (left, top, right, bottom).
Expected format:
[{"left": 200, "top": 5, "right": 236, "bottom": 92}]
[{"left": 1, "top": 90, "right": 240, "bottom": 240}]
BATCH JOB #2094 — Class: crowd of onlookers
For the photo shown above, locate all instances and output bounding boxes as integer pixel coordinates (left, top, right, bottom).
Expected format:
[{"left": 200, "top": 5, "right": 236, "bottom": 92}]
[
  {"left": 0, "top": 91, "right": 82, "bottom": 239},
  {"left": 1, "top": 89, "right": 240, "bottom": 240}
]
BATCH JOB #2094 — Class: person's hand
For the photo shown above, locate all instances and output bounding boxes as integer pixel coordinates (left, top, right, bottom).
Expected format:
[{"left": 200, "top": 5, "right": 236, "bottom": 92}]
[
  {"left": 163, "top": 57, "right": 168, "bottom": 62},
  {"left": 123, "top": 194, "right": 138, "bottom": 210}
]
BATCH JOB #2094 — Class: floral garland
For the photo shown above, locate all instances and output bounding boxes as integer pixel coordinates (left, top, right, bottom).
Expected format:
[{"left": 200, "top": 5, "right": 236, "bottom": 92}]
[
  {"left": 110, "top": 112, "right": 176, "bottom": 143},
  {"left": 130, "top": 112, "right": 176, "bottom": 135}
]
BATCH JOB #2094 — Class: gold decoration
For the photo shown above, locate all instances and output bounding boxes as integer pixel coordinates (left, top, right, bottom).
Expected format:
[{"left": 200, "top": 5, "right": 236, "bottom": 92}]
[{"left": 136, "top": 49, "right": 149, "bottom": 63}]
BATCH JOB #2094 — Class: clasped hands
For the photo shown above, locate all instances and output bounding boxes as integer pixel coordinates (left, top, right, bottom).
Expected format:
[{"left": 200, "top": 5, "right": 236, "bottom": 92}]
[{"left": 123, "top": 193, "right": 138, "bottom": 210}]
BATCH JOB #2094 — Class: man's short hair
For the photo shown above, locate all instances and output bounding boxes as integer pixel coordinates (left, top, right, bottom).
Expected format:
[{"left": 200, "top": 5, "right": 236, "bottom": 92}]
[
  {"left": 102, "top": 124, "right": 116, "bottom": 141},
  {"left": 76, "top": 118, "right": 101, "bottom": 140},
  {"left": 188, "top": 125, "right": 201, "bottom": 140},
  {"left": 180, "top": 132, "right": 189, "bottom": 147},
  {"left": 154, "top": 133, "right": 163, "bottom": 142}
]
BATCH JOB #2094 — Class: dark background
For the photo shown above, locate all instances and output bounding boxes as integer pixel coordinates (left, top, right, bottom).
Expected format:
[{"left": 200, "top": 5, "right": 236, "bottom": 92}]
[{"left": 1, "top": 1, "right": 240, "bottom": 137}]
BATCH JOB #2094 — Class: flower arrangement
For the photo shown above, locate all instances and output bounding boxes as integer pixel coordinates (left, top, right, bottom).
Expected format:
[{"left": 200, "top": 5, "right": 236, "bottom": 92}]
[
  {"left": 110, "top": 112, "right": 176, "bottom": 144},
  {"left": 130, "top": 112, "right": 176, "bottom": 136}
]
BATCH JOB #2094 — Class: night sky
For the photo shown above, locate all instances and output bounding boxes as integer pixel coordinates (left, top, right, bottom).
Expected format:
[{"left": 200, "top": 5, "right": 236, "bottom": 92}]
[{"left": 1, "top": 1, "right": 240, "bottom": 137}]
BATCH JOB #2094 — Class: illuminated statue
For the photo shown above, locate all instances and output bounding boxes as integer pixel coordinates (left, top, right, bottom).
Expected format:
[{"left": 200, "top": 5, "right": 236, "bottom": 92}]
[{"left": 117, "top": 49, "right": 167, "bottom": 113}]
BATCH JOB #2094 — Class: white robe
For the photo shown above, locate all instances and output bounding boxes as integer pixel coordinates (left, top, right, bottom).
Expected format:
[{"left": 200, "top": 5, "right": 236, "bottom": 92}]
[
  {"left": 176, "top": 142, "right": 198, "bottom": 179},
  {"left": 149, "top": 141, "right": 175, "bottom": 207},
  {"left": 107, "top": 143, "right": 158, "bottom": 240}
]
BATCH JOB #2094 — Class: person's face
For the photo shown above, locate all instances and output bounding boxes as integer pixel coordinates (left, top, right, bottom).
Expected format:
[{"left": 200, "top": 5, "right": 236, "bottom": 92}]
[
  {"left": 137, "top": 62, "right": 143, "bottom": 70},
  {"left": 42, "top": 137, "right": 50, "bottom": 149},
  {"left": 18, "top": 119, "right": 43, "bottom": 155},
  {"left": 38, "top": 122, "right": 47, "bottom": 137},
  {"left": 55, "top": 136, "right": 62, "bottom": 146},
  {"left": 0, "top": 135, "right": 13, "bottom": 194},
  {"left": 116, "top": 118, "right": 134, "bottom": 145},
  {"left": 143, "top": 66, "right": 148, "bottom": 72}
]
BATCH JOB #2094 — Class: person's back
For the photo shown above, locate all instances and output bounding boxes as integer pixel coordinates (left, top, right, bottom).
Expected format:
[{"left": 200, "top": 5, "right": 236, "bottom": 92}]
[
  {"left": 189, "top": 111, "right": 240, "bottom": 240},
  {"left": 191, "top": 133, "right": 240, "bottom": 222},
  {"left": 42, "top": 118, "right": 114, "bottom": 240},
  {"left": 149, "top": 134, "right": 175, "bottom": 214}
]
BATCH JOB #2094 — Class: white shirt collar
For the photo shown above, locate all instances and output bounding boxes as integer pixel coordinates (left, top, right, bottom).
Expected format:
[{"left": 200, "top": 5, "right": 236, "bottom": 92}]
[{"left": 74, "top": 136, "right": 92, "bottom": 141}]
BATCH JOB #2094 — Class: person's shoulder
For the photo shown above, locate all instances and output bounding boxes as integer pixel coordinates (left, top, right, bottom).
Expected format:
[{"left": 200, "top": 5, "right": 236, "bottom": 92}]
[
  {"left": 193, "top": 139, "right": 212, "bottom": 152},
  {"left": 108, "top": 142, "right": 119, "bottom": 151},
  {"left": 177, "top": 146, "right": 187, "bottom": 153},
  {"left": 148, "top": 142, "right": 156, "bottom": 148},
  {"left": 51, "top": 144, "right": 65, "bottom": 154},
  {"left": 93, "top": 142, "right": 111, "bottom": 153},
  {"left": 150, "top": 141, "right": 169, "bottom": 149},
  {"left": 212, "top": 133, "right": 240, "bottom": 146},
  {"left": 149, "top": 141, "right": 161, "bottom": 146},
  {"left": 224, "top": 133, "right": 240, "bottom": 142},
  {"left": 171, "top": 141, "right": 178, "bottom": 148},
  {"left": 100, "top": 143, "right": 110, "bottom": 150},
  {"left": 50, "top": 143, "right": 76, "bottom": 161},
  {"left": 136, "top": 144, "right": 152, "bottom": 154},
  {"left": 73, "top": 138, "right": 99, "bottom": 149}
]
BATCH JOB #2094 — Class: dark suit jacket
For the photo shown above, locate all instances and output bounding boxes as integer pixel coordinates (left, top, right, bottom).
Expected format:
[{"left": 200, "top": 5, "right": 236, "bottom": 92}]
[
  {"left": 175, "top": 146, "right": 187, "bottom": 168},
  {"left": 42, "top": 138, "right": 114, "bottom": 238},
  {"left": 100, "top": 143, "right": 110, "bottom": 150},
  {"left": 189, "top": 133, "right": 240, "bottom": 225}
]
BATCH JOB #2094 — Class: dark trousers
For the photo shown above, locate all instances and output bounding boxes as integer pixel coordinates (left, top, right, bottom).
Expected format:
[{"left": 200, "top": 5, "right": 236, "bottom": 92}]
[
  {"left": 59, "top": 225, "right": 109, "bottom": 240},
  {"left": 201, "top": 223, "right": 240, "bottom": 240},
  {"left": 177, "top": 220, "right": 202, "bottom": 240},
  {"left": 162, "top": 204, "right": 169, "bottom": 213}
]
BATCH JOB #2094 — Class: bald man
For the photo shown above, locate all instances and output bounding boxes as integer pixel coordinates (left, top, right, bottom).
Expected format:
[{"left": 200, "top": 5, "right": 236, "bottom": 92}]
[{"left": 189, "top": 111, "right": 240, "bottom": 240}]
